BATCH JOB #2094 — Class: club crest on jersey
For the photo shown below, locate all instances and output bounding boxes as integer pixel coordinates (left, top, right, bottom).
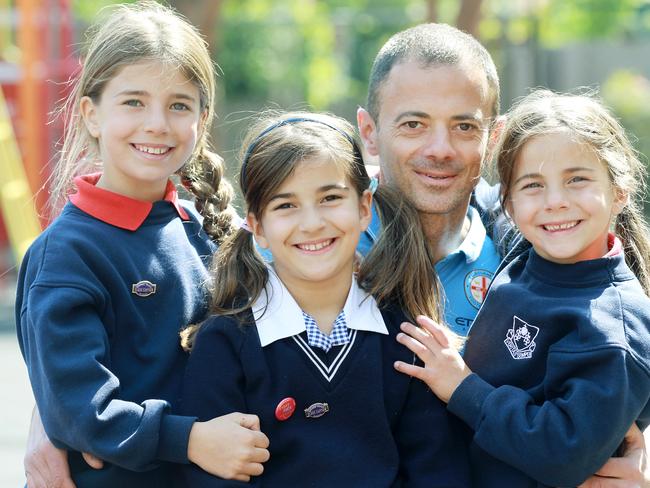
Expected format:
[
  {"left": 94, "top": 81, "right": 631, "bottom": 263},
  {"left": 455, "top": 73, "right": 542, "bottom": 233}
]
[
  {"left": 504, "top": 316, "right": 539, "bottom": 359},
  {"left": 132, "top": 280, "right": 157, "bottom": 297},
  {"left": 464, "top": 269, "right": 493, "bottom": 309}
]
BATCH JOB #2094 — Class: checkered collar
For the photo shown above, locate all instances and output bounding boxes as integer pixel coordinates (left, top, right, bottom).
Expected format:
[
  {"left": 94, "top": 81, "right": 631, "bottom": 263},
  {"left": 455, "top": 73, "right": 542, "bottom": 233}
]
[{"left": 253, "top": 266, "right": 388, "bottom": 347}]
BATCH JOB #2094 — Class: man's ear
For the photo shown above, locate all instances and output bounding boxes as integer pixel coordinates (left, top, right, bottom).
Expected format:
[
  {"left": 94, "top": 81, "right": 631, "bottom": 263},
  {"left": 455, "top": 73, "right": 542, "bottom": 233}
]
[
  {"left": 80, "top": 96, "right": 100, "bottom": 138},
  {"left": 357, "top": 107, "right": 380, "bottom": 157},
  {"left": 247, "top": 213, "right": 269, "bottom": 249},
  {"left": 358, "top": 190, "right": 373, "bottom": 232},
  {"left": 487, "top": 115, "right": 506, "bottom": 158}
]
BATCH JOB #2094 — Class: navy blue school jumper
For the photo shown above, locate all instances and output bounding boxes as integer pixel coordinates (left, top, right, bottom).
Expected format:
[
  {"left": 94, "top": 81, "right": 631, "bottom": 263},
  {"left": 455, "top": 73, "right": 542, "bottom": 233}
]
[
  {"left": 15, "top": 174, "right": 215, "bottom": 487},
  {"left": 448, "top": 241, "right": 650, "bottom": 487},
  {"left": 180, "top": 269, "right": 470, "bottom": 487}
]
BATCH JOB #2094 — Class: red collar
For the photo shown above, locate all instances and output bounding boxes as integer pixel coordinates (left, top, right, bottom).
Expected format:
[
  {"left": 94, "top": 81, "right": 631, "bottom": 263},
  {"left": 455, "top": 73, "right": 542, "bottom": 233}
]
[
  {"left": 69, "top": 173, "right": 190, "bottom": 231},
  {"left": 605, "top": 232, "right": 623, "bottom": 257}
]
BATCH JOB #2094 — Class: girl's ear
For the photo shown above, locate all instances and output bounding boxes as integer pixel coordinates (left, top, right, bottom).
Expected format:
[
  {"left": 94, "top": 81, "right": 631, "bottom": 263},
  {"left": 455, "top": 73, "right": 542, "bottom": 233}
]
[
  {"left": 359, "top": 189, "right": 373, "bottom": 232},
  {"left": 611, "top": 187, "right": 629, "bottom": 217},
  {"left": 198, "top": 109, "right": 209, "bottom": 137},
  {"left": 80, "top": 96, "right": 100, "bottom": 138},
  {"left": 247, "top": 213, "right": 269, "bottom": 249}
]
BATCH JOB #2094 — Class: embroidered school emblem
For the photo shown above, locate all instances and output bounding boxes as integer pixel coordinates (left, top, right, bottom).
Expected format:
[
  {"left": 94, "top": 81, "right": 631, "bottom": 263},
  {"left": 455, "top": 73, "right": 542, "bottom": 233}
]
[
  {"left": 504, "top": 316, "right": 539, "bottom": 360},
  {"left": 464, "top": 269, "right": 493, "bottom": 309},
  {"left": 131, "top": 280, "right": 157, "bottom": 297}
]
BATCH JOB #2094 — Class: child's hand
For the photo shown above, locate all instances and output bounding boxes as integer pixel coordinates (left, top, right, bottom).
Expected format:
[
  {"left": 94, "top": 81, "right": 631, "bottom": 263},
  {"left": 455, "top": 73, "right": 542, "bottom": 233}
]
[
  {"left": 188, "top": 412, "right": 270, "bottom": 481},
  {"left": 394, "top": 315, "right": 471, "bottom": 403}
]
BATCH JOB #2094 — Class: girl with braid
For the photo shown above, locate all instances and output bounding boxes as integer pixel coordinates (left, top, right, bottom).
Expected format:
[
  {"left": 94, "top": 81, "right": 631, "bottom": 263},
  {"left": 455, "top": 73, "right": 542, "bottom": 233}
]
[
  {"left": 15, "top": 2, "right": 269, "bottom": 487},
  {"left": 180, "top": 112, "right": 470, "bottom": 487}
]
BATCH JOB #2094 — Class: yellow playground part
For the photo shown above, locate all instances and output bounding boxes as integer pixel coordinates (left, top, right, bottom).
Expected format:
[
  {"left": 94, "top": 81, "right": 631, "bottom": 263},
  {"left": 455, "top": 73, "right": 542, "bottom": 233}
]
[{"left": 0, "top": 86, "right": 42, "bottom": 263}]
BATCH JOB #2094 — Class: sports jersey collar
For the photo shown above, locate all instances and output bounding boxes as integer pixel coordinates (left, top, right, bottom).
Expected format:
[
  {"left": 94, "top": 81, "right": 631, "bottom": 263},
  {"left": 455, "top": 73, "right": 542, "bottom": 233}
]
[
  {"left": 454, "top": 206, "right": 486, "bottom": 264},
  {"left": 253, "top": 266, "right": 388, "bottom": 347},
  {"left": 69, "top": 173, "right": 189, "bottom": 230}
]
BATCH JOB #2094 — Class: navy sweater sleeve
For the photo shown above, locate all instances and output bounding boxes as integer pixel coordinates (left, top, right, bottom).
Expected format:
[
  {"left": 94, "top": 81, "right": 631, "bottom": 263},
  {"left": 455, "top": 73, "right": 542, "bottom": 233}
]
[
  {"left": 18, "top": 253, "right": 194, "bottom": 470},
  {"left": 180, "top": 316, "right": 254, "bottom": 488},
  {"left": 15, "top": 203, "right": 215, "bottom": 473},
  {"left": 450, "top": 348, "right": 649, "bottom": 486},
  {"left": 448, "top": 251, "right": 650, "bottom": 487}
]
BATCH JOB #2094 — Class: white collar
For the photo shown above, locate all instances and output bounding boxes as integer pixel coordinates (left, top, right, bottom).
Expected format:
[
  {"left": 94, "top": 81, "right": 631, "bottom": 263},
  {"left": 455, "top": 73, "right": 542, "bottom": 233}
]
[
  {"left": 457, "top": 206, "right": 487, "bottom": 264},
  {"left": 253, "top": 267, "right": 388, "bottom": 347}
]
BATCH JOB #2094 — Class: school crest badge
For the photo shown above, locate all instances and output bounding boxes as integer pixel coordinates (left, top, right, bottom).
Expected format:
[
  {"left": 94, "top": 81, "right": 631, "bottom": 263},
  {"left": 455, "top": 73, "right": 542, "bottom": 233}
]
[
  {"left": 131, "top": 280, "right": 157, "bottom": 297},
  {"left": 464, "top": 269, "right": 493, "bottom": 309},
  {"left": 504, "top": 316, "right": 539, "bottom": 360}
]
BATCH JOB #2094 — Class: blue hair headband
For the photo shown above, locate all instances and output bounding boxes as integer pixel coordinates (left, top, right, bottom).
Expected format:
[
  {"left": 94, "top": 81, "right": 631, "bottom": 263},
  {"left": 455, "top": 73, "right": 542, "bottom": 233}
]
[{"left": 239, "top": 117, "right": 366, "bottom": 191}]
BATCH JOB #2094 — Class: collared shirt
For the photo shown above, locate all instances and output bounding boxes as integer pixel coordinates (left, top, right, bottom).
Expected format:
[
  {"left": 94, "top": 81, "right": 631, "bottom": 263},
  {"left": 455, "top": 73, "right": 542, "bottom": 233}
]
[
  {"left": 253, "top": 267, "right": 388, "bottom": 348},
  {"left": 303, "top": 310, "right": 349, "bottom": 353},
  {"left": 358, "top": 203, "right": 501, "bottom": 337},
  {"left": 69, "top": 173, "right": 189, "bottom": 231}
]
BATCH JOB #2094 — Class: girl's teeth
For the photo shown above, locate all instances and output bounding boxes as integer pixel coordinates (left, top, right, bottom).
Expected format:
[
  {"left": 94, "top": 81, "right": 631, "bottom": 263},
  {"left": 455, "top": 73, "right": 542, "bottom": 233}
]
[
  {"left": 544, "top": 221, "right": 578, "bottom": 231},
  {"left": 135, "top": 144, "right": 170, "bottom": 155},
  {"left": 299, "top": 239, "right": 332, "bottom": 251}
]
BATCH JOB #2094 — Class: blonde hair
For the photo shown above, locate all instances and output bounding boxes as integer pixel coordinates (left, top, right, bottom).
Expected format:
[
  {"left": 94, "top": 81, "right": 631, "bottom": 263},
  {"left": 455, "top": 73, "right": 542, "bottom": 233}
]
[
  {"left": 182, "top": 111, "right": 443, "bottom": 348},
  {"left": 496, "top": 89, "right": 650, "bottom": 294},
  {"left": 50, "top": 1, "right": 234, "bottom": 242}
]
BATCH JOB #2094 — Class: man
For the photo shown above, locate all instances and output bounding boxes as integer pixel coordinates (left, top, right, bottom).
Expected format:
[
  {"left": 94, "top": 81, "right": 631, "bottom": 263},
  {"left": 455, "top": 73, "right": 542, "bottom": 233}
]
[{"left": 356, "top": 22, "right": 648, "bottom": 487}]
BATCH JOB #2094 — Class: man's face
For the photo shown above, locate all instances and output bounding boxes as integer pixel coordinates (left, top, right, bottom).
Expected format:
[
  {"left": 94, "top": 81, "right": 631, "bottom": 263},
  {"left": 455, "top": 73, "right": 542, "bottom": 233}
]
[{"left": 359, "top": 60, "right": 493, "bottom": 218}]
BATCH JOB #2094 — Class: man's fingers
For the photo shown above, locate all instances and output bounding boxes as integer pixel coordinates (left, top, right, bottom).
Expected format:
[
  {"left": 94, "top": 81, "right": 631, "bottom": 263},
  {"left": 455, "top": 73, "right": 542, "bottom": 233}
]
[{"left": 578, "top": 474, "right": 635, "bottom": 488}]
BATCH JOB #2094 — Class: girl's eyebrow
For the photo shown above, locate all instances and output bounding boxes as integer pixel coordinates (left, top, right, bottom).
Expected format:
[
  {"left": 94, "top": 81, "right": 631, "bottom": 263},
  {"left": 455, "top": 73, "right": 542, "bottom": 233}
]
[
  {"left": 114, "top": 89, "right": 197, "bottom": 101},
  {"left": 268, "top": 184, "right": 349, "bottom": 202},
  {"left": 513, "top": 166, "right": 595, "bottom": 185}
]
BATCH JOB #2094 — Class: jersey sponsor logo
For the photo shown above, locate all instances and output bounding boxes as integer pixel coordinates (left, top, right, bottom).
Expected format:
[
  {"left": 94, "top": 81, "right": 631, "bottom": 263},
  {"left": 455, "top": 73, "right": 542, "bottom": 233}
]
[
  {"left": 463, "top": 269, "right": 493, "bottom": 309},
  {"left": 504, "top": 316, "right": 539, "bottom": 359},
  {"left": 131, "top": 280, "right": 157, "bottom": 297}
]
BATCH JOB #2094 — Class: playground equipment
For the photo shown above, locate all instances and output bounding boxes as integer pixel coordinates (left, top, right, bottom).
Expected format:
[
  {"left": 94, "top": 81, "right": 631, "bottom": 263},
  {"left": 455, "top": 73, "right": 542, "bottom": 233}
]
[
  {"left": 0, "top": 87, "right": 41, "bottom": 262},
  {"left": 0, "top": 0, "right": 75, "bottom": 263}
]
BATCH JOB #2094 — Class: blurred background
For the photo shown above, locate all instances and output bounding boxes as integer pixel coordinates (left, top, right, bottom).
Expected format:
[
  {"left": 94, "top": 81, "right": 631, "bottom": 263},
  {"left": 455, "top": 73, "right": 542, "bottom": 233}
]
[{"left": 1, "top": 0, "right": 650, "bottom": 485}]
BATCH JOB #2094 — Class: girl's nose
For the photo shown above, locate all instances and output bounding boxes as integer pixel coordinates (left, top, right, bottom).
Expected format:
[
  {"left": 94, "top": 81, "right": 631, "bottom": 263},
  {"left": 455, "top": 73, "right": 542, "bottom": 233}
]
[
  {"left": 544, "top": 186, "right": 569, "bottom": 211},
  {"left": 299, "top": 206, "right": 326, "bottom": 232},
  {"left": 143, "top": 106, "right": 170, "bottom": 134}
]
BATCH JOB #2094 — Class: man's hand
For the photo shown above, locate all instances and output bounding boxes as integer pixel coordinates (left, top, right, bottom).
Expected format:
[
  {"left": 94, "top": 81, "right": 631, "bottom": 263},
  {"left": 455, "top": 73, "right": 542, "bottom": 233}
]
[
  {"left": 24, "top": 407, "right": 75, "bottom": 488},
  {"left": 579, "top": 424, "right": 649, "bottom": 488}
]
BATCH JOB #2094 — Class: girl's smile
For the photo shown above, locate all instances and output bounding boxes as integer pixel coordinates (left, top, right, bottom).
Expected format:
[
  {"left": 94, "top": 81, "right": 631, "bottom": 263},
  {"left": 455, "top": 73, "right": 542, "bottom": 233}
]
[
  {"left": 508, "top": 129, "right": 627, "bottom": 264},
  {"left": 249, "top": 156, "right": 372, "bottom": 294},
  {"left": 80, "top": 60, "right": 204, "bottom": 202}
]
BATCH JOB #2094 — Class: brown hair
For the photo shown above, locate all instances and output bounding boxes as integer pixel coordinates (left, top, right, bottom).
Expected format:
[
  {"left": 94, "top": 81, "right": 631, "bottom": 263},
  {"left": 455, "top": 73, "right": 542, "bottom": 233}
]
[
  {"left": 49, "top": 1, "right": 234, "bottom": 243},
  {"left": 367, "top": 23, "right": 500, "bottom": 122},
  {"left": 496, "top": 89, "right": 650, "bottom": 294},
  {"left": 183, "top": 111, "right": 444, "bottom": 348}
]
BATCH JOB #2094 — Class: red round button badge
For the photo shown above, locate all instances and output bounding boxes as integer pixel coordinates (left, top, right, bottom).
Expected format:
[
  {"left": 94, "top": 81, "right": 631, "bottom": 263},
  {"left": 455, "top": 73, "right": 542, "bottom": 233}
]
[{"left": 275, "top": 397, "right": 296, "bottom": 421}]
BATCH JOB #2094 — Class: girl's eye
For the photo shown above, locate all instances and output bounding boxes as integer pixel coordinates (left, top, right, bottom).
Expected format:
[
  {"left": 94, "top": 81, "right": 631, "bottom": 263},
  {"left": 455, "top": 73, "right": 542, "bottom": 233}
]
[
  {"left": 272, "top": 202, "right": 293, "bottom": 211},
  {"left": 124, "top": 99, "right": 143, "bottom": 107},
  {"left": 568, "top": 176, "right": 588, "bottom": 184},
  {"left": 322, "top": 194, "right": 342, "bottom": 203},
  {"left": 521, "top": 182, "right": 542, "bottom": 190},
  {"left": 171, "top": 102, "right": 191, "bottom": 111}
]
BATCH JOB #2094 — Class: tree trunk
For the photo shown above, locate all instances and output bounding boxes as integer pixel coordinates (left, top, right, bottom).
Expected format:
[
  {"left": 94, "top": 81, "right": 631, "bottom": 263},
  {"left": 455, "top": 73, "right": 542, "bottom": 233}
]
[{"left": 456, "top": 0, "right": 483, "bottom": 38}]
